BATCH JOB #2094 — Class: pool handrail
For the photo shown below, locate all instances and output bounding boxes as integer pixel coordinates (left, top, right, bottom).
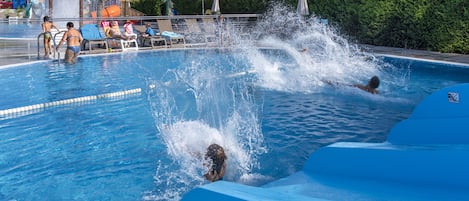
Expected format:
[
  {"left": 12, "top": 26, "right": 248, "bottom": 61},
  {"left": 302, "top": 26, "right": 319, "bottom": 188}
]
[
  {"left": 36, "top": 32, "right": 45, "bottom": 59},
  {"left": 52, "top": 30, "right": 67, "bottom": 63}
]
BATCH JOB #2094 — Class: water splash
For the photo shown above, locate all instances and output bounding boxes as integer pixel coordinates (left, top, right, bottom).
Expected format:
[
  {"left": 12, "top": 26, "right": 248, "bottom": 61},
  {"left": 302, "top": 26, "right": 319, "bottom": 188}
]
[
  {"left": 144, "top": 50, "right": 266, "bottom": 200},
  {"left": 143, "top": 3, "right": 396, "bottom": 200},
  {"left": 230, "top": 4, "right": 386, "bottom": 94}
]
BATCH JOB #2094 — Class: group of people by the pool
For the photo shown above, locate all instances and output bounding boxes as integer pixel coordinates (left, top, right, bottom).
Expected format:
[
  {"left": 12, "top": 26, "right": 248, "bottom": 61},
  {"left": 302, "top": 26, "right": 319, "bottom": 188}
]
[
  {"left": 42, "top": 16, "right": 82, "bottom": 64},
  {"left": 42, "top": 18, "right": 381, "bottom": 95},
  {"left": 41, "top": 16, "right": 136, "bottom": 64}
]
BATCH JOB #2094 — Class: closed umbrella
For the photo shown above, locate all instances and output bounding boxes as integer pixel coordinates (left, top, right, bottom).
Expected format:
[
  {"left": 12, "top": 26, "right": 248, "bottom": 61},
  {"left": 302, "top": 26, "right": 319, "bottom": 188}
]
[
  {"left": 212, "top": 0, "right": 220, "bottom": 14},
  {"left": 165, "top": 0, "right": 173, "bottom": 16},
  {"left": 297, "top": 0, "right": 309, "bottom": 16}
]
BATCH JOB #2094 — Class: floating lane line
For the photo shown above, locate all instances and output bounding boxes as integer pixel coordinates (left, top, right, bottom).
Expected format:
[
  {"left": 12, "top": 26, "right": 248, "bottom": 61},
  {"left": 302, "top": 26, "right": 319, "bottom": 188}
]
[{"left": 0, "top": 88, "right": 142, "bottom": 117}]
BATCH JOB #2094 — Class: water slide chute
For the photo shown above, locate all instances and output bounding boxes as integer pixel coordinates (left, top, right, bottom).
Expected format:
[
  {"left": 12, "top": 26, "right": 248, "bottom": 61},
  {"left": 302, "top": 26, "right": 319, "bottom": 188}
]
[{"left": 91, "top": 4, "right": 120, "bottom": 18}]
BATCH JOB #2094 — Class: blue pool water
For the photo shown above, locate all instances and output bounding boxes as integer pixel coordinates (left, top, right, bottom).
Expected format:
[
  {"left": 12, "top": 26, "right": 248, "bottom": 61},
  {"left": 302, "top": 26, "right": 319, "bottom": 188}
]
[
  {"left": 0, "top": 22, "right": 43, "bottom": 39},
  {"left": 2, "top": 4, "right": 469, "bottom": 200},
  {"left": 1, "top": 49, "right": 469, "bottom": 200}
]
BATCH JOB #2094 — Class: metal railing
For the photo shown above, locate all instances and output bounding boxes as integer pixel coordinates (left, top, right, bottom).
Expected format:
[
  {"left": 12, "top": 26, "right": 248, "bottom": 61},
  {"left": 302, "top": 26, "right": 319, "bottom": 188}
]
[
  {"left": 1, "top": 14, "right": 262, "bottom": 66},
  {"left": 52, "top": 30, "right": 67, "bottom": 64},
  {"left": 36, "top": 30, "right": 66, "bottom": 60}
]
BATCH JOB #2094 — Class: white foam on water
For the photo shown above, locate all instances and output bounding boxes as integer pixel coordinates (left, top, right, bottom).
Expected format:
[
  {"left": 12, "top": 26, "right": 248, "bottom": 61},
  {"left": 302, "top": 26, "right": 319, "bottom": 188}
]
[{"left": 145, "top": 3, "right": 397, "bottom": 200}]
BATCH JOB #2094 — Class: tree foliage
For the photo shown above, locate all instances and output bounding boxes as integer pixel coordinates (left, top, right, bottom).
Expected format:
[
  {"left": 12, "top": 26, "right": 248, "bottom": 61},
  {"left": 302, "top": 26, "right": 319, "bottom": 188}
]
[
  {"left": 131, "top": 0, "right": 469, "bottom": 53},
  {"left": 173, "top": 0, "right": 269, "bottom": 14},
  {"left": 310, "top": 0, "right": 469, "bottom": 53},
  {"left": 130, "top": 0, "right": 164, "bottom": 16}
]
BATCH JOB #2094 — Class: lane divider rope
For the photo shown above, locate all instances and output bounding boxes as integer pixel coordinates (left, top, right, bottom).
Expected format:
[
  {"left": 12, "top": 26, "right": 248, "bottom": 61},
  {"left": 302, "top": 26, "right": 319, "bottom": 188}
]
[{"left": 0, "top": 88, "right": 142, "bottom": 117}]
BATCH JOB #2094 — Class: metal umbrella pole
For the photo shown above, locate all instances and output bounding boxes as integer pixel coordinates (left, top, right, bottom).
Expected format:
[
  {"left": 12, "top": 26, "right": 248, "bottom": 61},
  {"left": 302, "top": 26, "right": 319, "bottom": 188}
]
[
  {"left": 202, "top": 0, "right": 204, "bottom": 15},
  {"left": 211, "top": 0, "right": 220, "bottom": 14},
  {"left": 297, "top": 0, "right": 309, "bottom": 19}
]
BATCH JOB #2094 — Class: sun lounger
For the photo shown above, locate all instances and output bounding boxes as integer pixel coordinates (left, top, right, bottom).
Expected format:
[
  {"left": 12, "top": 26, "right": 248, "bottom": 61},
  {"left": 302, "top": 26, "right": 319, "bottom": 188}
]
[
  {"left": 184, "top": 18, "right": 208, "bottom": 46},
  {"left": 134, "top": 25, "right": 167, "bottom": 49},
  {"left": 80, "top": 23, "right": 109, "bottom": 53},
  {"left": 102, "top": 21, "right": 138, "bottom": 51},
  {"left": 156, "top": 19, "right": 185, "bottom": 47},
  {"left": 202, "top": 18, "right": 218, "bottom": 46}
]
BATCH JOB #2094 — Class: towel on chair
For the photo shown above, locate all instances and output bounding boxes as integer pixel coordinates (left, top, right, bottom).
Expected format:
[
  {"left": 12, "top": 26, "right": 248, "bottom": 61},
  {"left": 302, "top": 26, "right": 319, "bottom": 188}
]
[{"left": 161, "top": 31, "right": 183, "bottom": 39}]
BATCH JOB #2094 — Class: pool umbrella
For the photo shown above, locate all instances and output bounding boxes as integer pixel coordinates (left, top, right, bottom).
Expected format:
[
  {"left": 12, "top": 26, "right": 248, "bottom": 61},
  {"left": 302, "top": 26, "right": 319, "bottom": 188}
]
[
  {"left": 297, "top": 0, "right": 309, "bottom": 16},
  {"left": 165, "top": 0, "right": 174, "bottom": 16},
  {"left": 212, "top": 0, "right": 220, "bottom": 14}
]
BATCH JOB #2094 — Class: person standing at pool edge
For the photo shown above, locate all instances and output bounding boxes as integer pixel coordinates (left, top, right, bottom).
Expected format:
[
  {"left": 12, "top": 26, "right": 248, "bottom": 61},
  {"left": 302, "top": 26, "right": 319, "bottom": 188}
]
[
  {"left": 41, "top": 16, "right": 59, "bottom": 58},
  {"left": 56, "top": 22, "right": 83, "bottom": 64}
]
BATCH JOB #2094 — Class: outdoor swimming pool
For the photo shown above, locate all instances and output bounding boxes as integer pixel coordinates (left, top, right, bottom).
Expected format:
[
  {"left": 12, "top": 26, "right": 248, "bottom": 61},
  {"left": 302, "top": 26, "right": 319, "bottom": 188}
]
[
  {"left": 0, "top": 22, "right": 42, "bottom": 39},
  {"left": 1, "top": 48, "right": 469, "bottom": 200},
  {"left": 2, "top": 5, "right": 469, "bottom": 200}
]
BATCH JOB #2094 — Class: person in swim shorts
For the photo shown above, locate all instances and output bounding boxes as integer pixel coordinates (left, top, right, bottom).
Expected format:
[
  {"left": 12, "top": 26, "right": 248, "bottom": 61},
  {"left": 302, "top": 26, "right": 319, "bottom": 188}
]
[
  {"left": 56, "top": 22, "right": 83, "bottom": 64},
  {"left": 41, "top": 16, "right": 59, "bottom": 58},
  {"left": 204, "top": 144, "right": 227, "bottom": 182}
]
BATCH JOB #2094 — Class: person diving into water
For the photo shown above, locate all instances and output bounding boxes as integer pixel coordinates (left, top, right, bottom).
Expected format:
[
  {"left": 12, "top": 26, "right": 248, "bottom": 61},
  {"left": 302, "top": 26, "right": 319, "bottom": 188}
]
[{"left": 204, "top": 144, "right": 227, "bottom": 182}]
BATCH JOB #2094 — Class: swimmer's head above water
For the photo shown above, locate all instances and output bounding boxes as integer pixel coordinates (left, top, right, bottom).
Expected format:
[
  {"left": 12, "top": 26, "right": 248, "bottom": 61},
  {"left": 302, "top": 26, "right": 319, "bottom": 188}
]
[{"left": 204, "top": 144, "right": 227, "bottom": 182}]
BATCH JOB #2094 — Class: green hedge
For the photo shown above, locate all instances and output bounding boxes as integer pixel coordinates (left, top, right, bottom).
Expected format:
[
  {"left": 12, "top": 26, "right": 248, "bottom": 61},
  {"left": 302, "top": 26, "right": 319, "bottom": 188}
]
[
  {"left": 309, "top": 0, "right": 469, "bottom": 54},
  {"left": 135, "top": 0, "right": 468, "bottom": 54}
]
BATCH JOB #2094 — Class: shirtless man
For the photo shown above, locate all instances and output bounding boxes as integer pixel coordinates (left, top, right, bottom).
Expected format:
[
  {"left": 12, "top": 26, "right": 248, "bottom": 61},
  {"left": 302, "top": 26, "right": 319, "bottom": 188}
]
[
  {"left": 41, "top": 16, "right": 59, "bottom": 58},
  {"left": 56, "top": 22, "right": 83, "bottom": 64}
]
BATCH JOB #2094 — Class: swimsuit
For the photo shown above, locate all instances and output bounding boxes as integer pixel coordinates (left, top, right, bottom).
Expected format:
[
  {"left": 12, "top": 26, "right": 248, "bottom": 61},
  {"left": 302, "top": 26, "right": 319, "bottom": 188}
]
[
  {"left": 66, "top": 33, "right": 81, "bottom": 53},
  {"left": 44, "top": 32, "right": 51, "bottom": 39},
  {"left": 67, "top": 46, "right": 80, "bottom": 54}
]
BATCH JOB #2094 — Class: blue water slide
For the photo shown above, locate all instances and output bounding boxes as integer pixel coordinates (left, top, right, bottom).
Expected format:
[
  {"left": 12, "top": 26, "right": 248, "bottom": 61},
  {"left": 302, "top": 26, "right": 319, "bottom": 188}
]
[{"left": 182, "top": 83, "right": 469, "bottom": 201}]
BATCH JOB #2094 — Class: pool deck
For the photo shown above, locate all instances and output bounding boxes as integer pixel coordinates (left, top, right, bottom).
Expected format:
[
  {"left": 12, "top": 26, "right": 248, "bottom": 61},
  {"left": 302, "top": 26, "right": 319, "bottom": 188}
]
[
  {"left": 1, "top": 45, "right": 469, "bottom": 67},
  {"left": 360, "top": 45, "right": 469, "bottom": 65}
]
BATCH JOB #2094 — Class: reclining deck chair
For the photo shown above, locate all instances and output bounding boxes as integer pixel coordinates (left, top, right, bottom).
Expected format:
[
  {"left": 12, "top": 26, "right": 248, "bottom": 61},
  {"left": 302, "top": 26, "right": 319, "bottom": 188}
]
[
  {"left": 156, "top": 19, "right": 186, "bottom": 47},
  {"left": 184, "top": 18, "right": 208, "bottom": 47},
  {"left": 80, "top": 23, "right": 109, "bottom": 53},
  {"left": 201, "top": 18, "right": 218, "bottom": 46},
  {"left": 102, "top": 21, "right": 138, "bottom": 51},
  {"left": 134, "top": 24, "right": 167, "bottom": 49}
]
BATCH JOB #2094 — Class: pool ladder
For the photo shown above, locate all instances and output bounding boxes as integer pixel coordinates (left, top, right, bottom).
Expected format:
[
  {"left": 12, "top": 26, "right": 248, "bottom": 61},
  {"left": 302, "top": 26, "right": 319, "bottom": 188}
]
[{"left": 37, "top": 30, "right": 67, "bottom": 63}]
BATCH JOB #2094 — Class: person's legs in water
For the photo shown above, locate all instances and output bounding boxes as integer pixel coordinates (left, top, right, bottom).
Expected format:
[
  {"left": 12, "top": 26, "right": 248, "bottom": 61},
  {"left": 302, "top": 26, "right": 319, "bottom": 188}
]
[
  {"left": 64, "top": 46, "right": 80, "bottom": 64},
  {"left": 64, "top": 48, "right": 73, "bottom": 64},
  {"left": 68, "top": 46, "right": 80, "bottom": 64}
]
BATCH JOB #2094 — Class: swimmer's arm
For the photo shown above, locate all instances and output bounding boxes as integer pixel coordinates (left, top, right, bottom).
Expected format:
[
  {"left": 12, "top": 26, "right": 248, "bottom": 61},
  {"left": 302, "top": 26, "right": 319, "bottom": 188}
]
[
  {"left": 354, "top": 84, "right": 379, "bottom": 94},
  {"left": 219, "top": 162, "right": 226, "bottom": 179},
  {"left": 323, "top": 80, "right": 352, "bottom": 87},
  {"left": 52, "top": 23, "right": 60, "bottom": 32}
]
